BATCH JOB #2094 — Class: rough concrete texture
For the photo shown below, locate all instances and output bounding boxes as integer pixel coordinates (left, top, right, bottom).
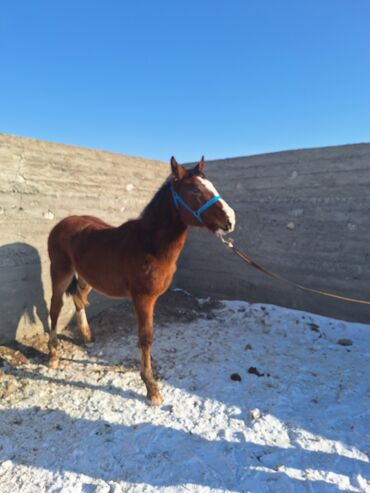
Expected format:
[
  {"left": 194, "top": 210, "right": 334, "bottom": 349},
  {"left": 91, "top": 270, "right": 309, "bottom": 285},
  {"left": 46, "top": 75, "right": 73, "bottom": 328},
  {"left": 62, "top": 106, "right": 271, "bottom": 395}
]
[
  {"left": 0, "top": 134, "right": 168, "bottom": 344},
  {"left": 176, "top": 144, "right": 370, "bottom": 323},
  {"left": 1, "top": 136, "right": 369, "bottom": 344}
]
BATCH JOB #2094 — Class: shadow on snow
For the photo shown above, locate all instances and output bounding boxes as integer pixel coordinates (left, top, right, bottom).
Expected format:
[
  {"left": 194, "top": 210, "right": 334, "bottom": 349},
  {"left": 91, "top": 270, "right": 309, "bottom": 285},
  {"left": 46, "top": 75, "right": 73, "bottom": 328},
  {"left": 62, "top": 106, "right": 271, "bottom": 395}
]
[{"left": 1, "top": 406, "right": 367, "bottom": 492}]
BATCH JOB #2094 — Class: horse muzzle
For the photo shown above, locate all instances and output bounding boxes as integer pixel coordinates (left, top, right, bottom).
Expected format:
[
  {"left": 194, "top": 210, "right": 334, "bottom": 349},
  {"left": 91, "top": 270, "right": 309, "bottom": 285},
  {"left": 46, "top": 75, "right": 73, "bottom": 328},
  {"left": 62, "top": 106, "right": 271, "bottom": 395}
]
[{"left": 215, "top": 206, "right": 236, "bottom": 237}]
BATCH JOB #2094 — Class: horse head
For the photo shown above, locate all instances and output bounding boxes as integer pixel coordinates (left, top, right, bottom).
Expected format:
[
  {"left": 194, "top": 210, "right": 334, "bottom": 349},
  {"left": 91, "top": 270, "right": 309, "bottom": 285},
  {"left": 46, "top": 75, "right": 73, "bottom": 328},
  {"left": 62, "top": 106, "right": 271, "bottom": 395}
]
[{"left": 170, "top": 156, "right": 236, "bottom": 237}]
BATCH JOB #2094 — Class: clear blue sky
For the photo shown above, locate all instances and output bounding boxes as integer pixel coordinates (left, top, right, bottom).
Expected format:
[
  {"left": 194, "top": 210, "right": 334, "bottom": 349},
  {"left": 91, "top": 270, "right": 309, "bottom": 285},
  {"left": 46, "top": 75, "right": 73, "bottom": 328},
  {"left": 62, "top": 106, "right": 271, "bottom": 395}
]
[{"left": 1, "top": 0, "right": 369, "bottom": 162}]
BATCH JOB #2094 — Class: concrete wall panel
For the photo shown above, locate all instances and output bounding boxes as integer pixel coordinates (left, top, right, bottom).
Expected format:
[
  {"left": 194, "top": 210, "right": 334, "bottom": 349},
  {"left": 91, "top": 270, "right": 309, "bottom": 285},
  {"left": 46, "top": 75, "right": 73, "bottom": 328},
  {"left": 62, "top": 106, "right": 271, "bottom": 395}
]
[
  {"left": 1, "top": 136, "right": 369, "bottom": 345},
  {"left": 176, "top": 144, "right": 370, "bottom": 323},
  {"left": 0, "top": 134, "right": 168, "bottom": 343}
]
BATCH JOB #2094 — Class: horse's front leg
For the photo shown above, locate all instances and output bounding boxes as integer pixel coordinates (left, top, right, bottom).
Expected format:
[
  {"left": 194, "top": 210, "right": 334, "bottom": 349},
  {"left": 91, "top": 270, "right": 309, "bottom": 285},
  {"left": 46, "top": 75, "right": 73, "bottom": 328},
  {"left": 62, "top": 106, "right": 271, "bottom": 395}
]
[{"left": 133, "top": 294, "right": 163, "bottom": 406}]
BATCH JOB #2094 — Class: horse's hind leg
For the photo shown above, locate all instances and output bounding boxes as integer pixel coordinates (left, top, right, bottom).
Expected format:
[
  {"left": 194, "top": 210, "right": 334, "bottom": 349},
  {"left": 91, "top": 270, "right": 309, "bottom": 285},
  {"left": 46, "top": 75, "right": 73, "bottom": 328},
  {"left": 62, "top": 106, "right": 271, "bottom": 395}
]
[
  {"left": 49, "top": 265, "right": 74, "bottom": 369},
  {"left": 70, "top": 277, "right": 93, "bottom": 344},
  {"left": 133, "top": 294, "right": 163, "bottom": 406}
]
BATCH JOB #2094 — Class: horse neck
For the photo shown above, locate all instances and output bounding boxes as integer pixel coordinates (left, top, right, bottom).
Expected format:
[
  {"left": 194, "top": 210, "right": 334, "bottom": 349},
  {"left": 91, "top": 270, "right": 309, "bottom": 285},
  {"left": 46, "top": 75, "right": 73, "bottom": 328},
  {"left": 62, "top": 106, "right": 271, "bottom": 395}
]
[{"left": 140, "top": 183, "right": 188, "bottom": 256}]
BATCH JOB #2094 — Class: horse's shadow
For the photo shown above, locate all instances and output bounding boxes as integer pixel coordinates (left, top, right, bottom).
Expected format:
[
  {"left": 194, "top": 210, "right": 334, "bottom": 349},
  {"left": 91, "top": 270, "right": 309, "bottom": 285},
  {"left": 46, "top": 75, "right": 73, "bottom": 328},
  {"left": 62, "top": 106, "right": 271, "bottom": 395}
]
[
  {"left": 0, "top": 242, "right": 107, "bottom": 363},
  {"left": 0, "top": 405, "right": 366, "bottom": 492},
  {"left": 0, "top": 243, "right": 49, "bottom": 360}
]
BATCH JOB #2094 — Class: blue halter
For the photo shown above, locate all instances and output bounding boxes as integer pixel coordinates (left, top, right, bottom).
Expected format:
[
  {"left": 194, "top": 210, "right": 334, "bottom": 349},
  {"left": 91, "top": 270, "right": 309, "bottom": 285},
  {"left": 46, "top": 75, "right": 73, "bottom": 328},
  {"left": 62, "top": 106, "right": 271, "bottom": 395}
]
[{"left": 171, "top": 184, "right": 221, "bottom": 223}]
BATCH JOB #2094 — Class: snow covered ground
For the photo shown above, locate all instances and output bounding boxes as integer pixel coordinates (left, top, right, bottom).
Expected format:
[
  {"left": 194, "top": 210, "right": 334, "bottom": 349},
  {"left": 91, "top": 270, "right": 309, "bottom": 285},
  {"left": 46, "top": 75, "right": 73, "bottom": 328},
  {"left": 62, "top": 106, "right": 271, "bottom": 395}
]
[{"left": 0, "top": 292, "right": 369, "bottom": 493}]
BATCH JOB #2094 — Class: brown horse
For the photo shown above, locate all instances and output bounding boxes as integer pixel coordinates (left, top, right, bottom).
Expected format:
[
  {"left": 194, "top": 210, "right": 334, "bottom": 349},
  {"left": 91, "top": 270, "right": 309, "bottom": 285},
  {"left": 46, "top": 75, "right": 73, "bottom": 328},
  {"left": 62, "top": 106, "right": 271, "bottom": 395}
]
[{"left": 47, "top": 156, "right": 235, "bottom": 405}]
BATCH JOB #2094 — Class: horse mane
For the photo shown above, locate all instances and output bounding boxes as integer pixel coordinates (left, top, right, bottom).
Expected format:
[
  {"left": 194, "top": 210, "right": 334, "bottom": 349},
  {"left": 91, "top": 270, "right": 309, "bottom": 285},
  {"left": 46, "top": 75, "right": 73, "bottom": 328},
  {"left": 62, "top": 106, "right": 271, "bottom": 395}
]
[{"left": 140, "top": 176, "right": 172, "bottom": 221}]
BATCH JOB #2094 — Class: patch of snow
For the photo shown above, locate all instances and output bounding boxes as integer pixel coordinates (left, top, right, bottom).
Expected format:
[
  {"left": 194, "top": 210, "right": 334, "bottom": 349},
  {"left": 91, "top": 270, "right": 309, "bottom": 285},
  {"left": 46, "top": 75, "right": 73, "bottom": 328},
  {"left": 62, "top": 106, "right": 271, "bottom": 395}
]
[{"left": 0, "top": 300, "right": 369, "bottom": 492}]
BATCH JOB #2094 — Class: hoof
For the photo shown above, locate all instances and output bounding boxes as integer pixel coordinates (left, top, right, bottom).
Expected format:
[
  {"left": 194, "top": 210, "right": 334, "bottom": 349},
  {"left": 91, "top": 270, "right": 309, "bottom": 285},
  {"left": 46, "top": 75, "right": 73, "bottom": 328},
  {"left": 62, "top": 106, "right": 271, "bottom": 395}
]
[
  {"left": 48, "top": 357, "right": 59, "bottom": 369},
  {"left": 149, "top": 393, "right": 164, "bottom": 406},
  {"left": 82, "top": 333, "right": 94, "bottom": 344}
]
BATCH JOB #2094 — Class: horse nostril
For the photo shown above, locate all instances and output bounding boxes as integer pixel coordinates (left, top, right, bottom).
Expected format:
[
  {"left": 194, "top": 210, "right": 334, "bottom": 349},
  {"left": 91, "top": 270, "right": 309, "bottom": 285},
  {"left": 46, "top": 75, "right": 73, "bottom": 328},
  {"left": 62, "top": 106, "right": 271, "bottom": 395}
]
[{"left": 225, "top": 219, "right": 232, "bottom": 230}]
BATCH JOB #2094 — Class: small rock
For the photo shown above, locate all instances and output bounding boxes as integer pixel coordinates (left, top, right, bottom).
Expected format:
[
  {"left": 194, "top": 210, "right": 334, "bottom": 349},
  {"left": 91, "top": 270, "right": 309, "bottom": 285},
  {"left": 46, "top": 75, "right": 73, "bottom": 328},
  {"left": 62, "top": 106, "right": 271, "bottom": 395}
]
[
  {"left": 337, "top": 338, "right": 353, "bottom": 346},
  {"left": 244, "top": 344, "right": 253, "bottom": 351},
  {"left": 230, "top": 373, "right": 242, "bottom": 382},
  {"left": 286, "top": 222, "right": 295, "bottom": 230},
  {"left": 248, "top": 367, "right": 265, "bottom": 377},
  {"left": 126, "top": 183, "right": 134, "bottom": 192},
  {"left": 308, "top": 323, "right": 320, "bottom": 333}
]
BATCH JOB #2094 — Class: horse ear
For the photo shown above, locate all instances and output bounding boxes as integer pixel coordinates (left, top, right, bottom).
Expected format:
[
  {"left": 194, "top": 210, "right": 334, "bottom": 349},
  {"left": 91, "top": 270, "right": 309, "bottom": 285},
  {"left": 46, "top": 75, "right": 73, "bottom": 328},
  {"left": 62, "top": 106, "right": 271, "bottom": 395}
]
[
  {"left": 170, "top": 156, "right": 186, "bottom": 181},
  {"left": 195, "top": 155, "right": 205, "bottom": 174}
]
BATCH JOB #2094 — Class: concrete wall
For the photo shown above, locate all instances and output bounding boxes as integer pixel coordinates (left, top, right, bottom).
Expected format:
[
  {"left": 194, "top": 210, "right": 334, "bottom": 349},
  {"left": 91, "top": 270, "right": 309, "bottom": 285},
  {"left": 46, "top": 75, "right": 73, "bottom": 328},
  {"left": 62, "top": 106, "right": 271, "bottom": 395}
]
[
  {"left": 176, "top": 144, "right": 370, "bottom": 323},
  {"left": 1, "top": 136, "right": 369, "bottom": 344},
  {"left": 0, "top": 134, "right": 168, "bottom": 343}
]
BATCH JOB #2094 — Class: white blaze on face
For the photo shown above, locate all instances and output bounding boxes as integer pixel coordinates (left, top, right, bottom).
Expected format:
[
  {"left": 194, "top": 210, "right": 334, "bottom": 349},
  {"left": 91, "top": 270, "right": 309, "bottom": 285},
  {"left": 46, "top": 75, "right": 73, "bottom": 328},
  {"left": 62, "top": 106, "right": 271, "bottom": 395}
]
[{"left": 197, "top": 177, "right": 236, "bottom": 236}]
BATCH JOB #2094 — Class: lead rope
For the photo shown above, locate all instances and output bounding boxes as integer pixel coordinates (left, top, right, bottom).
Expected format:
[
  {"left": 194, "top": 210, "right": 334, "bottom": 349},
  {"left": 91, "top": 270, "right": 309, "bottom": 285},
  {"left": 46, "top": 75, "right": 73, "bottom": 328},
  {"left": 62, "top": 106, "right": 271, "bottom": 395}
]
[{"left": 220, "top": 237, "right": 370, "bottom": 305}]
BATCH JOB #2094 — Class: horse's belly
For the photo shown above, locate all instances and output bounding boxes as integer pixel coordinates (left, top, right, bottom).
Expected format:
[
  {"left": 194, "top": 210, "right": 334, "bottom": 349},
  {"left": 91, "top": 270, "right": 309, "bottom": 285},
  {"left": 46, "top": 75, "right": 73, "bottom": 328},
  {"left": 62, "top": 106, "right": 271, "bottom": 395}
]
[
  {"left": 75, "top": 252, "right": 177, "bottom": 299},
  {"left": 75, "top": 267, "right": 130, "bottom": 299}
]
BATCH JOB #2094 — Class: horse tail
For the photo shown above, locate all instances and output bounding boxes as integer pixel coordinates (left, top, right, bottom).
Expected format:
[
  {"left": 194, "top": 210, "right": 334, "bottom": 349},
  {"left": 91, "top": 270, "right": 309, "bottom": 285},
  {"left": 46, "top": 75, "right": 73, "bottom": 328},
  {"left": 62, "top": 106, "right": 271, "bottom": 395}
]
[{"left": 66, "top": 275, "right": 78, "bottom": 296}]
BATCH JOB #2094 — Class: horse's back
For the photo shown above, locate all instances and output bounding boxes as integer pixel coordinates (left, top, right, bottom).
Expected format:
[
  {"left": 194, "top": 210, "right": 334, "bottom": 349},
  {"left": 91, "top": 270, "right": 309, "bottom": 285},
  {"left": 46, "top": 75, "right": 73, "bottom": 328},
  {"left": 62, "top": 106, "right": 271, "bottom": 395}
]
[{"left": 48, "top": 215, "right": 113, "bottom": 258}]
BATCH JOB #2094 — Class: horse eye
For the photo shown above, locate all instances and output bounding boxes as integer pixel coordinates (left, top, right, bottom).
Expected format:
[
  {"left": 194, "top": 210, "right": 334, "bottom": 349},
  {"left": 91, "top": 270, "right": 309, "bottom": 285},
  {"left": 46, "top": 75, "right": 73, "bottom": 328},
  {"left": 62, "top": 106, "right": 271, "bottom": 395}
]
[{"left": 192, "top": 186, "right": 201, "bottom": 194}]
